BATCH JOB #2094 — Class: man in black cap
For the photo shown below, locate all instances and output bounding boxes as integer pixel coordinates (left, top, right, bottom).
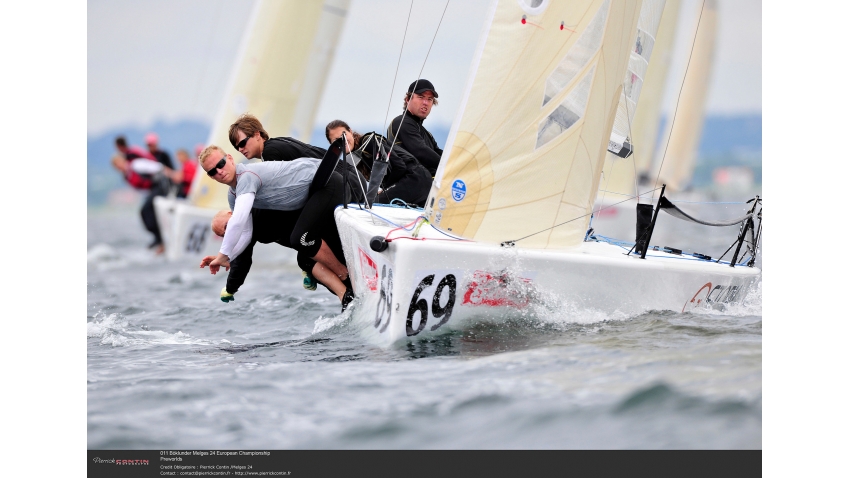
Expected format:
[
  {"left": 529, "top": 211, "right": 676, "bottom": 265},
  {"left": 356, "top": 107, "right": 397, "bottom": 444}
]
[{"left": 387, "top": 79, "right": 443, "bottom": 176}]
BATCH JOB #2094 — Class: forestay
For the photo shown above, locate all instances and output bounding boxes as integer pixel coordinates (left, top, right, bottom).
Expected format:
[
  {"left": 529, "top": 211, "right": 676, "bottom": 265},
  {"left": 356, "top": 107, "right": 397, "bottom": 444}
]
[
  {"left": 188, "top": 0, "right": 350, "bottom": 210},
  {"left": 424, "top": 0, "right": 642, "bottom": 249}
]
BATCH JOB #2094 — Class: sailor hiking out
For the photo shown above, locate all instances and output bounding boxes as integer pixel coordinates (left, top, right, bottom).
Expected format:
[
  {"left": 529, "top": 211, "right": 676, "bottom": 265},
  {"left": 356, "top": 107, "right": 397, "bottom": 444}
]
[{"left": 198, "top": 144, "right": 360, "bottom": 311}]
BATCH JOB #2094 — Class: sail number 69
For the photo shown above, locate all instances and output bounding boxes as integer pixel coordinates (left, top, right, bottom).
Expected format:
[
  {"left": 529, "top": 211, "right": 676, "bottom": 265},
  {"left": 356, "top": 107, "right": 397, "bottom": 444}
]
[{"left": 406, "top": 274, "right": 457, "bottom": 336}]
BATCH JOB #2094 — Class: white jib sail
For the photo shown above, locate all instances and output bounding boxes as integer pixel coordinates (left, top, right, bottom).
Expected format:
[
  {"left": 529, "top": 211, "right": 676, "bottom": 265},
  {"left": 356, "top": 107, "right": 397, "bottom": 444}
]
[
  {"left": 599, "top": 0, "right": 680, "bottom": 201},
  {"left": 653, "top": 0, "right": 718, "bottom": 192},
  {"left": 188, "top": 0, "right": 350, "bottom": 211},
  {"left": 425, "top": 0, "right": 642, "bottom": 249},
  {"left": 606, "top": 0, "right": 667, "bottom": 159}
]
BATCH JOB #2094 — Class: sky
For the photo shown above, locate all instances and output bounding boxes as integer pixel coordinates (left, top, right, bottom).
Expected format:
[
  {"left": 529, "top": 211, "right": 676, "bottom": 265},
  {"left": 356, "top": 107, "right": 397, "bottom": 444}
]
[{"left": 87, "top": 0, "right": 762, "bottom": 138}]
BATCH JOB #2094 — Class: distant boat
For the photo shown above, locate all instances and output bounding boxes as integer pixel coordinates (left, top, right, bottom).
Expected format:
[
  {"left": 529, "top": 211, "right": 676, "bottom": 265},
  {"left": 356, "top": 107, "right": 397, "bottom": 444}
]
[
  {"left": 334, "top": 0, "right": 761, "bottom": 346},
  {"left": 155, "top": 0, "right": 351, "bottom": 261},
  {"left": 593, "top": 0, "right": 717, "bottom": 238}
]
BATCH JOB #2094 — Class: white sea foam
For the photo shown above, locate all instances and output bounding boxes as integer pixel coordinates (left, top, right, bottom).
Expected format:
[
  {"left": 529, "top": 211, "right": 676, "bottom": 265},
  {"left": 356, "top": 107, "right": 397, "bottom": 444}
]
[
  {"left": 312, "top": 305, "right": 354, "bottom": 335},
  {"left": 87, "top": 312, "right": 212, "bottom": 347},
  {"left": 86, "top": 243, "right": 165, "bottom": 271}
]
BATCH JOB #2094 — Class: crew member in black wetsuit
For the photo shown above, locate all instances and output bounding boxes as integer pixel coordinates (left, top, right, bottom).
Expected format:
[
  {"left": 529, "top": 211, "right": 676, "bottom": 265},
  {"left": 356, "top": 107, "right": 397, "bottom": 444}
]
[
  {"left": 199, "top": 141, "right": 359, "bottom": 311},
  {"left": 228, "top": 113, "right": 366, "bottom": 199},
  {"left": 326, "top": 120, "right": 431, "bottom": 207},
  {"left": 386, "top": 79, "right": 443, "bottom": 176},
  {"left": 209, "top": 208, "right": 344, "bottom": 301}
]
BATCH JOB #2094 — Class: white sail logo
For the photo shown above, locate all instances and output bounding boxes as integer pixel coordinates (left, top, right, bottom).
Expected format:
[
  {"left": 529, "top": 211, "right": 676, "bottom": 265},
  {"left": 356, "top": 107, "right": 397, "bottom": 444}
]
[{"left": 451, "top": 180, "right": 467, "bottom": 202}]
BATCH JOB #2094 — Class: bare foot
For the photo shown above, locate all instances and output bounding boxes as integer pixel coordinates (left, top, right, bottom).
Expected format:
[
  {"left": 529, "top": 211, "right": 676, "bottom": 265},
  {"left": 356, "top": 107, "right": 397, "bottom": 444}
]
[{"left": 154, "top": 244, "right": 165, "bottom": 255}]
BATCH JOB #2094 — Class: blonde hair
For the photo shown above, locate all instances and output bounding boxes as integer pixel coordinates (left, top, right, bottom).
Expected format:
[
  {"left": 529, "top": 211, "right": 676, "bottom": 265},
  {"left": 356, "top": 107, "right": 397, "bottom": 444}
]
[{"left": 198, "top": 145, "right": 225, "bottom": 165}]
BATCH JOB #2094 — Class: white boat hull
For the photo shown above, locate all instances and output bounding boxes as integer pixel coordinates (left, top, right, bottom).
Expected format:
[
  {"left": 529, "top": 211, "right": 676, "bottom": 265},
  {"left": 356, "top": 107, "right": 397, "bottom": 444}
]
[
  {"left": 336, "top": 205, "right": 760, "bottom": 346},
  {"left": 153, "top": 197, "right": 222, "bottom": 261}
]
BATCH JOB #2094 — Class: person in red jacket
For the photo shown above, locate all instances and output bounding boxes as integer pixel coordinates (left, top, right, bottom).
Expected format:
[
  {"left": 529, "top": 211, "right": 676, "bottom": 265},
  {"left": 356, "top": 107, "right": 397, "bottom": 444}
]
[
  {"left": 171, "top": 148, "right": 197, "bottom": 198},
  {"left": 111, "top": 135, "right": 171, "bottom": 253}
]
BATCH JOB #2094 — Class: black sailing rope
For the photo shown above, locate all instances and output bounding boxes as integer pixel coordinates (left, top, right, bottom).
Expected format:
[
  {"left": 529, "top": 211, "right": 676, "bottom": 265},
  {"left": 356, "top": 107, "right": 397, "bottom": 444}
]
[
  {"left": 651, "top": 0, "right": 706, "bottom": 204},
  {"left": 501, "top": 187, "right": 662, "bottom": 246}
]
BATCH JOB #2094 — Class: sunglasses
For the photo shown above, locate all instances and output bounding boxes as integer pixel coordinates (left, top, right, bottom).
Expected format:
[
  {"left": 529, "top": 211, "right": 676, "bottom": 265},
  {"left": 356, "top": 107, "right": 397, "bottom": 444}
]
[
  {"left": 235, "top": 134, "right": 251, "bottom": 150},
  {"left": 206, "top": 157, "right": 227, "bottom": 177}
]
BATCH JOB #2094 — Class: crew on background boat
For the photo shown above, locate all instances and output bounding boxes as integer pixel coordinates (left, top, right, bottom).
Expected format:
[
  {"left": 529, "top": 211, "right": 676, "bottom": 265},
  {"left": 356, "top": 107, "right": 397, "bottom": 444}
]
[
  {"left": 202, "top": 208, "right": 344, "bottom": 303},
  {"left": 387, "top": 79, "right": 443, "bottom": 176},
  {"left": 110, "top": 135, "right": 173, "bottom": 254},
  {"left": 171, "top": 148, "right": 198, "bottom": 198},
  {"left": 229, "top": 114, "right": 367, "bottom": 199},
  {"left": 326, "top": 119, "right": 431, "bottom": 207},
  {"left": 198, "top": 145, "right": 356, "bottom": 310}
]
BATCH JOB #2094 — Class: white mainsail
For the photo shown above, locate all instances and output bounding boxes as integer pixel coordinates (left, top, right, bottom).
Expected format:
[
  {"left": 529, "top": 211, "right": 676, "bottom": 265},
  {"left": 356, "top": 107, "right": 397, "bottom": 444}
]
[
  {"left": 652, "top": 0, "right": 718, "bottom": 192},
  {"left": 425, "top": 0, "right": 642, "bottom": 249},
  {"left": 188, "top": 0, "right": 350, "bottom": 210},
  {"left": 599, "top": 0, "right": 680, "bottom": 201}
]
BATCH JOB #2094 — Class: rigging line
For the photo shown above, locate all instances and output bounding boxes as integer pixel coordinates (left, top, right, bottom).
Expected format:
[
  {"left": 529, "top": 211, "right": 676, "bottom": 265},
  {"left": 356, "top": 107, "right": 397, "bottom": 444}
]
[
  {"left": 622, "top": 76, "right": 640, "bottom": 203},
  {"left": 382, "top": 1, "right": 415, "bottom": 134},
  {"left": 595, "top": 189, "right": 750, "bottom": 205},
  {"left": 506, "top": 187, "right": 662, "bottom": 244},
  {"left": 651, "top": 0, "right": 706, "bottom": 203},
  {"left": 387, "top": 0, "right": 451, "bottom": 160},
  {"left": 342, "top": 132, "right": 369, "bottom": 207}
]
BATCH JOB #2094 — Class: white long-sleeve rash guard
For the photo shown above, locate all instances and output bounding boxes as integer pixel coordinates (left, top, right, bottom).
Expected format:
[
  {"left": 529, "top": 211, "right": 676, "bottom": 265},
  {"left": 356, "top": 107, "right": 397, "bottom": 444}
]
[{"left": 220, "top": 193, "right": 255, "bottom": 260}]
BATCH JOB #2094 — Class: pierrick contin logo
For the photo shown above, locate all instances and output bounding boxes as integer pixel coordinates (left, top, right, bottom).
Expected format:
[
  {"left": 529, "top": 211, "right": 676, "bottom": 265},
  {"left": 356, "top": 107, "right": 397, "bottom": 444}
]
[{"left": 92, "top": 457, "right": 149, "bottom": 465}]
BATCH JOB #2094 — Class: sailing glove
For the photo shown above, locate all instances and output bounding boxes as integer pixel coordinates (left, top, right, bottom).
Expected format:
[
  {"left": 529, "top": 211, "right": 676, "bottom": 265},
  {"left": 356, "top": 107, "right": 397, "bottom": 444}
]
[{"left": 220, "top": 287, "right": 235, "bottom": 303}]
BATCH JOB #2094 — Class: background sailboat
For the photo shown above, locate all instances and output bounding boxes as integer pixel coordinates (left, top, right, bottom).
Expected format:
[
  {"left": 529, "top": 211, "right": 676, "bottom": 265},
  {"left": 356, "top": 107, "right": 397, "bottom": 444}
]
[
  {"left": 592, "top": 0, "right": 717, "bottom": 238},
  {"left": 598, "top": 0, "right": 680, "bottom": 204},
  {"left": 652, "top": 0, "right": 718, "bottom": 192},
  {"left": 156, "top": 0, "right": 350, "bottom": 260}
]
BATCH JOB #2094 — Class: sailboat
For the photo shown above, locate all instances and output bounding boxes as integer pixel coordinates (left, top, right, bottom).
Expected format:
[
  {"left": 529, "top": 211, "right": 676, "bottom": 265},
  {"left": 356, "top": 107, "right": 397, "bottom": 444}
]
[
  {"left": 652, "top": 0, "right": 718, "bottom": 192},
  {"left": 155, "top": 0, "right": 351, "bottom": 261},
  {"left": 334, "top": 0, "right": 761, "bottom": 345}
]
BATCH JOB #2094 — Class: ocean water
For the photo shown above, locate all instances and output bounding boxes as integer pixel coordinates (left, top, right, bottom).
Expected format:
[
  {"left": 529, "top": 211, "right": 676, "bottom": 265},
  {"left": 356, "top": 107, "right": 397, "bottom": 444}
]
[{"left": 87, "top": 202, "right": 762, "bottom": 449}]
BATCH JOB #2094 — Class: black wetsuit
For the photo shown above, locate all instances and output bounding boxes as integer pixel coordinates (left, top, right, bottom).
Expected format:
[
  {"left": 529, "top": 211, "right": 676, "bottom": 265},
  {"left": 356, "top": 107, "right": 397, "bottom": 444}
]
[
  {"left": 357, "top": 133, "right": 431, "bottom": 207},
  {"left": 387, "top": 110, "right": 443, "bottom": 176},
  {"left": 262, "top": 136, "right": 367, "bottom": 205},
  {"left": 225, "top": 209, "right": 340, "bottom": 295},
  {"left": 290, "top": 171, "right": 349, "bottom": 261}
]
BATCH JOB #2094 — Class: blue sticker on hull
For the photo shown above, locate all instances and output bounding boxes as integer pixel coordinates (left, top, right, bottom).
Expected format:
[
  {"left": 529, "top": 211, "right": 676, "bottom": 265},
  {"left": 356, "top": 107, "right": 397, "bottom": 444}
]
[{"left": 451, "top": 179, "right": 466, "bottom": 202}]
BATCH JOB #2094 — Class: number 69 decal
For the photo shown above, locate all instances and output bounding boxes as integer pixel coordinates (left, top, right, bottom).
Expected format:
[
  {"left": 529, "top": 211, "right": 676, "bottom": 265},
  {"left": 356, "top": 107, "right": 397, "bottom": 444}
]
[
  {"left": 373, "top": 265, "right": 393, "bottom": 333},
  {"left": 406, "top": 274, "right": 457, "bottom": 336}
]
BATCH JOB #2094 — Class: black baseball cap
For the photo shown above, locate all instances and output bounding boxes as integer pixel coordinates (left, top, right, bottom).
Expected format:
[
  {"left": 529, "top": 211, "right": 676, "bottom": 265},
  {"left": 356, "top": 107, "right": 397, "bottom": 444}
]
[{"left": 407, "top": 79, "right": 438, "bottom": 98}]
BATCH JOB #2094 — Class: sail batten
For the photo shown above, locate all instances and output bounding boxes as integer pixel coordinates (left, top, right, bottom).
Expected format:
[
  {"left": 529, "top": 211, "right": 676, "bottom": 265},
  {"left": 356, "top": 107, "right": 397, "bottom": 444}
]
[{"left": 426, "top": 0, "right": 642, "bottom": 249}]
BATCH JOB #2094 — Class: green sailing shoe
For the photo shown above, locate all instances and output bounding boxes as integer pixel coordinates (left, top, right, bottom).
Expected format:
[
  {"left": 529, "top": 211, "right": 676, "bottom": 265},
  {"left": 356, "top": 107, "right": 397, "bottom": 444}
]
[{"left": 302, "top": 270, "right": 317, "bottom": 291}]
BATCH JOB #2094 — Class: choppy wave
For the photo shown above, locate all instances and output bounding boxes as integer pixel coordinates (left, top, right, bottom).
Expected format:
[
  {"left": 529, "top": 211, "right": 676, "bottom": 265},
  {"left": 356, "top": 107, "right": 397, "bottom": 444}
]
[{"left": 87, "top": 312, "right": 216, "bottom": 347}]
